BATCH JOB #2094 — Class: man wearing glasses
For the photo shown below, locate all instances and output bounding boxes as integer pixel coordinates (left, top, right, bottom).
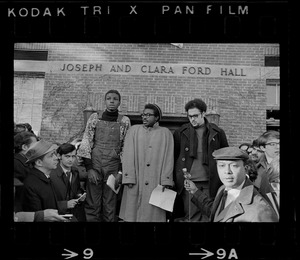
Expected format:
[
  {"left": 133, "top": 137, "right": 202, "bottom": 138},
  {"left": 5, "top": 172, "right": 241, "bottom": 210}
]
[
  {"left": 242, "top": 131, "right": 280, "bottom": 219},
  {"left": 173, "top": 98, "right": 228, "bottom": 222},
  {"left": 119, "top": 104, "right": 174, "bottom": 222},
  {"left": 254, "top": 130, "right": 280, "bottom": 191},
  {"left": 249, "top": 139, "right": 265, "bottom": 164}
]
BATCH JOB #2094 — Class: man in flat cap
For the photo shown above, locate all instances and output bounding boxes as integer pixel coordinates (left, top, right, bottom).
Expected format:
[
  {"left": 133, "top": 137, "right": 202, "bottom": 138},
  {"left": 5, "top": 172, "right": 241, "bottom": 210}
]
[
  {"left": 21, "top": 140, "right": 60, "bottom": 212},
  {"left": 184, "top": 147, "right": 278, "bottom": 222}
]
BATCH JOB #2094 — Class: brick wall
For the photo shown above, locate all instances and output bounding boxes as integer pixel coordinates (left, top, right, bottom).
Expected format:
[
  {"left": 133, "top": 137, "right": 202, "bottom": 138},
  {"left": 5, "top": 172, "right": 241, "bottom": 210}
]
[{"left": 15, "top": 43, "right": 278, "bottom": 145}]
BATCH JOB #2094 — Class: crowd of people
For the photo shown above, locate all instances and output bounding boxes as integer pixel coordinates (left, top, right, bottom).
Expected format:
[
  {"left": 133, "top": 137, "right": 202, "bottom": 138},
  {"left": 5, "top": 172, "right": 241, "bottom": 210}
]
[{"left": 14, "top": 90, "right": 280, "bottom": 222}]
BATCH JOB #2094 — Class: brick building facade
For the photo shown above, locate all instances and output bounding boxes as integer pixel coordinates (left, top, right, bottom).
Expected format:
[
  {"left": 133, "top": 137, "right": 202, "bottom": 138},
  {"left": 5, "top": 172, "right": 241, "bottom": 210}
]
[{"left": 14, "top": 43, "right": 279, "bottom": 146}]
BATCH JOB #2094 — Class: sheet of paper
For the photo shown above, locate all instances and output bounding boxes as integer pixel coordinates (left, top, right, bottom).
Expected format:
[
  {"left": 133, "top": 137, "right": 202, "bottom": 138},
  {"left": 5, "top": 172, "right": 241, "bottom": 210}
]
[
  {"left": 149, "top": 184, "right": 177, "bottom": 212},
  {"left": 106, "top": 174, "right": 121, "bottom": 194}
]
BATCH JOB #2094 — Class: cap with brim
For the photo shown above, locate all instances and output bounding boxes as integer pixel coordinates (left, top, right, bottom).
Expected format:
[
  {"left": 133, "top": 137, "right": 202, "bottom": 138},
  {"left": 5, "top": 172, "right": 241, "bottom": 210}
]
[
  {"left": 25, "top": 140, "right": 58, "bottom": 163},
  {"left": 212, "top": 147, "right": 249, "bottom": 160},
  {"left": 14, "top": 177, "right": 23, "bottom": 186}
]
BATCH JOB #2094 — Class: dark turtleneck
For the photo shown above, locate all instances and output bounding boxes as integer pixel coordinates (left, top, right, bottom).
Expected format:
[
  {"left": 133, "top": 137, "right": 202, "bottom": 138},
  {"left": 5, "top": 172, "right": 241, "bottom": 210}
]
[{"left": 101, "top": 109, "right": 119, "bottom": 122}]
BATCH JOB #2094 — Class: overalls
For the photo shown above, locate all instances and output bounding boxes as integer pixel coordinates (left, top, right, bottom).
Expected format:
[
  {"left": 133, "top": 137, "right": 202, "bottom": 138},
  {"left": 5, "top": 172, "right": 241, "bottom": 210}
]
[{"left": 85, "top": 114, "right": 122, "bottom": 222}]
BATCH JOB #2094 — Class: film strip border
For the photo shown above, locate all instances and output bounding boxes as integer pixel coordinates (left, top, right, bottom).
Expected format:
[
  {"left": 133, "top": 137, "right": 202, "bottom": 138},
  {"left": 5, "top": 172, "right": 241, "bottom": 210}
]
[
  {"left": 12, "top": 222, "right": 295, "bottom": 259},
  {"left": 1, "top": 1, "right": 288, "bottom": 42},
  {"left": 1, "top": 1, "right": 295, "bottom": 260}
]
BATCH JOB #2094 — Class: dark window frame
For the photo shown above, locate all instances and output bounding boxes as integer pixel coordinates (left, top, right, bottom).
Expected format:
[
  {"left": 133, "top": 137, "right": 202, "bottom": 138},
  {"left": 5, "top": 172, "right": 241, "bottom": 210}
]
[
  {"left": 265, "top": 56, "right": 280, "bottom": 67},
  {"left": 14, "top": 50, "right": 48, "bottom": 61}
]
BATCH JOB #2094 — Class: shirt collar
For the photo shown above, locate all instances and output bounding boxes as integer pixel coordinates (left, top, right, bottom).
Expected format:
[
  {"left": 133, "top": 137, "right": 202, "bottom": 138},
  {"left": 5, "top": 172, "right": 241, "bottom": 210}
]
[
  {"left": 60, "top": 164, "right": 71, "bottom": 174},
  {"left": 265, "top": 154, "right": 273, "bottom": 165},
  {"left": 225, "top": 179, "right": 246, "bottom": 198},
  {"left": 34, "top": 166, "right": 51, "bottom": 179}
]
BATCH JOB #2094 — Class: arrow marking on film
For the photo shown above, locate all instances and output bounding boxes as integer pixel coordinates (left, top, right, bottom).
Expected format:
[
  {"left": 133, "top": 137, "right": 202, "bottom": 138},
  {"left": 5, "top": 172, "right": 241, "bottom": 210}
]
[
  {"left": 62, "top": 248, "right": 78, "bottom": 259},
  {"left": 189, "top": 248, "right": 214, "bottom": 259}
]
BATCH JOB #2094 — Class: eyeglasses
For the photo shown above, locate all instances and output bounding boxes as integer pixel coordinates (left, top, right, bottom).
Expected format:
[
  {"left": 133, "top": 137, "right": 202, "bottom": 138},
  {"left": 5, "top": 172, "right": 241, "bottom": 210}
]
[
  {"left": 246, "top": 147, "right": 253, "bottom": 153},
  {"left": 241, "top": 147, "right": 256, "bottom": 154},
  {"left": 265, "top": 142, "right": 280, "bottom": 147},
  {"left": 141, "top": 113, "right": 155, "bottom": 118},
  {"left": 240, "top": 146, "right": 250, "bottom": 152},
  {"left": 188, "top": 113, "right": 202, "bottom": 120}
]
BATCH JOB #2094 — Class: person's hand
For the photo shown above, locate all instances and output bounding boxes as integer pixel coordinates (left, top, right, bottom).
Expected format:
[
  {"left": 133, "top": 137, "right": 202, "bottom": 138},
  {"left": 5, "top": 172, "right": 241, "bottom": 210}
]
[
  {"left": 67, "top": 199, "right": 78, "bottom": 209},
  {"left": 183, "top": 170, "right": 191, "bottom": 180},
  {"left": 184, "top": 179, "right": 198, "bottom": 194},
  {"left": 76, "top": 193, "right": 83, "bottom": 199},
  {"left": 114, "top": 173, "right": 122, "bottom": 190},
  {"left": 76, "top": 192, "right": 86, "bottom": 204},
  {"left": 87, "top": 169, "right": 100, "bottom": 185},
  {"left": 43, "top": 209, "right": 68, "bottom": 222},
  {"left": 162, "top": 185, "right": 172, "bottom": 192}
]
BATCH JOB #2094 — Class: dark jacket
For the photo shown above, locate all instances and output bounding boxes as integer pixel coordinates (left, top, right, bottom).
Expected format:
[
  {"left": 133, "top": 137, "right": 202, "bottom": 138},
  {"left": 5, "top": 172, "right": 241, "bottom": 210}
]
[
  {"left": 14, "top": 153, "right": 31, "bottom": 212},
  {"left": 253, "top": 154, "right": 278, "bottom": 212},
  {"left": 22, "top": 167, "right": 58, "bottom": 212},
  {"left": 50, "top": 164, "right": 86, "bottom": 221},
  {"left": 173, "top": 118, "right": 228, "bottom": 198},
  {"left": 14, "top": 153, "right": 31, "bottom": 182}
]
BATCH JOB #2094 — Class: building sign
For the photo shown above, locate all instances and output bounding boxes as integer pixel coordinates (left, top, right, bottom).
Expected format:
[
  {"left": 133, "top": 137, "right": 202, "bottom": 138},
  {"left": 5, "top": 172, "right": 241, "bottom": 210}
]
[{"left": 14, "top": 61, "right": 279, "bottom": 79}]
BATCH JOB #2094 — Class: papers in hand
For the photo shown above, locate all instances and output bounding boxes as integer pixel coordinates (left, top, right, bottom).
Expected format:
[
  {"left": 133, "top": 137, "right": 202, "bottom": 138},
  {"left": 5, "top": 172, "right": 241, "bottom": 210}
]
[
  {"left": 76, "top": 192, "right": 86, "bottom": 202},
  {"left": 106, "top": 174, "right": 121, "bottom": 194},
  {"left": 149, "top": 184, "right": 177, "bottom": 212}
]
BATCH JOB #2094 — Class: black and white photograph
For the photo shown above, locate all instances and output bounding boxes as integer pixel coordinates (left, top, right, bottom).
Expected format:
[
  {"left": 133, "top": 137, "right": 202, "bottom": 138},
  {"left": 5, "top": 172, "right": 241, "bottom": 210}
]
[
  {"left": 13, "top": 43, "right": 280, "bottom": 224},
  {"left": 0, "top": 1, "right": 294, "bottom": 260}
]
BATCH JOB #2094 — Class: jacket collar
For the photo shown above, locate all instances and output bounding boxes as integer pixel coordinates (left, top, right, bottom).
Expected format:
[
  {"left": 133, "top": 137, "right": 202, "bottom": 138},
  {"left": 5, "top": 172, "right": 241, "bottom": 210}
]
[
  {"left": 14, "top": 153, "right": 27, "bottom": 165},
  {"left": 256, "top": 154, "right": 268, "bottom": 169},
  {"left": 211, "top": 186, "right": 226, "bottom": 220},
  {"left": 213, "top": 178, "right": 254, "bottom": 222},
  {"left": 30, "top": 167, "right": 51, "bottom": 183},
  {"left": 52, "top": 164, "right": 73, "bottom": 186},
  {"left": 142, "top": 122, "right": 160, "bottom": 131},
  {"left": 55, "top": 164, "right": 65, "bottom": 177},
  {"left": 182, "top": 117, "right": 219, "bottom": 138}
]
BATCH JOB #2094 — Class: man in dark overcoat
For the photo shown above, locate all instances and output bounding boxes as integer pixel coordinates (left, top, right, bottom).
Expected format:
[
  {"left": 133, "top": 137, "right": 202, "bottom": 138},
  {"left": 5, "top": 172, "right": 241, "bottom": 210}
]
[
  {"left": 22, "top": 140, "right": 59, "bottom": 212},
  {"left": 173, "top": 98, "right": 228, "bottom": 222}
]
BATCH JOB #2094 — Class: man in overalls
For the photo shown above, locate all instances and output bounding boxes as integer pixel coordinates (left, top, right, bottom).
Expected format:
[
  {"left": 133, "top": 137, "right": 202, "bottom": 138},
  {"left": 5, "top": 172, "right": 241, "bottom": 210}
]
[{"left": 77, "top": 90, "right": 131, "bottom": 222}]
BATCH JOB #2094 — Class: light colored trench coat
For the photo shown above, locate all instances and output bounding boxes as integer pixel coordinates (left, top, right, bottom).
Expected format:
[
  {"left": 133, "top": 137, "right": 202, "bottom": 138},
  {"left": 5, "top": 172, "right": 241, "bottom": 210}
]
[{"left": 119, "top": 124, "right": 174, "bottom": 222}]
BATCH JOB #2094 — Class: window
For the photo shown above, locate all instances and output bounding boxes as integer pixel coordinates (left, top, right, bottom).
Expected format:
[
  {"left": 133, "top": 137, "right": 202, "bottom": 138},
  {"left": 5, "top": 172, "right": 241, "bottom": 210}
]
[
  {"left": 265, "top": 53, "right": 280, "bottom": 131},
  {"left": 266, "top": 79, "right": 280, "bottom": 110},
  {"left": 14, "top": 50, "right": 48, "bottom": 60},
  {"left": 265, "top": 56, "right": 280, "bottom": 67},
  {"left": 14, "top": 50, "right": 48, "bottom": 135}
]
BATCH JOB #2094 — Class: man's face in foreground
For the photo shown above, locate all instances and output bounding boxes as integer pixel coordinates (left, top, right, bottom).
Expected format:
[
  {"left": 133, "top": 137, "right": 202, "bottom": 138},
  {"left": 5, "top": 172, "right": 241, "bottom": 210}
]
[{"left": 217, "top": 159, "right": 246, "bottom": 189}]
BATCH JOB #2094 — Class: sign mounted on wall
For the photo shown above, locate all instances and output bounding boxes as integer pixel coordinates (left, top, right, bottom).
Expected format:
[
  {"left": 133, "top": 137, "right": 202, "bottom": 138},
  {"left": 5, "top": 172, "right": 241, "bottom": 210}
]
[{"left": 14, "top": 60, "right": 279, "bottom": 80}]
